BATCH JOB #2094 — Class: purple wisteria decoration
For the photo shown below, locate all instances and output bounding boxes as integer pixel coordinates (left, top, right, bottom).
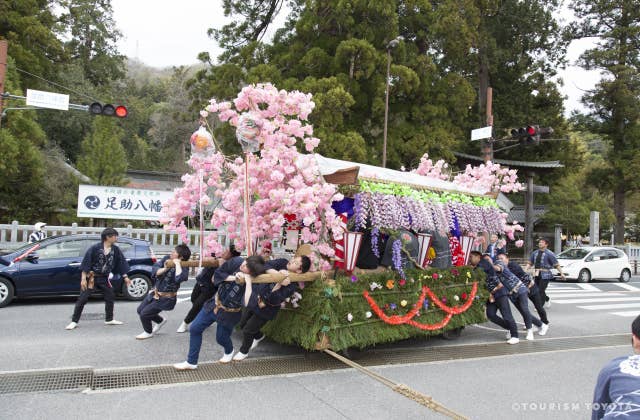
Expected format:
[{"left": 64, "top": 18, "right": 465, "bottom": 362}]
[
  {"left": 392, "top": 239, "right": 405, "bottom": 279},
  {"left": 371, "top": 227, "right": 380, "bottom": 258}
]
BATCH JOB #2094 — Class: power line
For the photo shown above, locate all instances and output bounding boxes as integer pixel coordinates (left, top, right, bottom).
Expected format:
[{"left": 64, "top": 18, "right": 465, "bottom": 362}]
[{"left": 14, "top": 67, "right": 98, "bottom": 102}]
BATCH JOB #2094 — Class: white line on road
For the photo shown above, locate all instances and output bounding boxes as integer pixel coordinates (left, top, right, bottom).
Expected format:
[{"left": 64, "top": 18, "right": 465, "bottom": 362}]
[
  {"left": 614, "top": 283, "right": 640, "bottom": 292},
  {"left": 610, "top": 311, "right": 640, "bottom": 317},
  {"left": 576, "top": 284, "right": 601, "bottom": 291},
  {"left": 177, "top": 290, "right": 192, "bottom": 296},
  {"left": 578, "top": 303, "right": 640, "bottom": 310},
  {"left": 553, "top": 297, "right": 640, "bottom": 304},
  {"left": 546, "top": 293, "right": 624, "bottom": 298},
  {"left": 177, "top": 297, "right": 191, "bottom": 303}
]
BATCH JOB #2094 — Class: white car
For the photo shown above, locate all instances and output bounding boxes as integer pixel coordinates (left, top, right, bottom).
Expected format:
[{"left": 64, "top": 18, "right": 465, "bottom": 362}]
[{"left": 553, "top": 247, "right": 632, "bottom": 283}]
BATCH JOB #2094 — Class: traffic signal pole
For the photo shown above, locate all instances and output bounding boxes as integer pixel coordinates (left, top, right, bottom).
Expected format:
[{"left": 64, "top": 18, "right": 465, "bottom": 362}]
[
  {"left": 0, "top": 40, "right": 8, "bottom": 117},
  {"left": 481, "top": 87, "right": 493, "bottom": 163}
]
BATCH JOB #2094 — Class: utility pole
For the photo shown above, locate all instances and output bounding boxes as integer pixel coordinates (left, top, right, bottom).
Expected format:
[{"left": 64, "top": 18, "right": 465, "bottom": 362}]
[
  {"left": 0, "top": 40, "right": 8, "bottom": 117},
  {"left": 481, "top": 87, "right": 493, "bottom": 163}
]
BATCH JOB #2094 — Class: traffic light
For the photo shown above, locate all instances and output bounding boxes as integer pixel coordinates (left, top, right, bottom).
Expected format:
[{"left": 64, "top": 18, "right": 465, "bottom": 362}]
[
  {"left": 510, "top": 125, "right": 540, "bottom": 145},
  {"left": 89, "top": 102, "right": 128, "bottom": 118}
]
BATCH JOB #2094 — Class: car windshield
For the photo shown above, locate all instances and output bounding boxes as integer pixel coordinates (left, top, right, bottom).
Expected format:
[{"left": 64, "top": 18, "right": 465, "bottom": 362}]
[{"left": 558, "top": 248, "right": 590, "bottom": 260}]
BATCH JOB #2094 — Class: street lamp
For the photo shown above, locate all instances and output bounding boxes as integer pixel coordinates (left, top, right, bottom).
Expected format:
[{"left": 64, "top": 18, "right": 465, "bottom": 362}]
[{"left": 382, "top": 36, "right": 403, "bottom": 168}]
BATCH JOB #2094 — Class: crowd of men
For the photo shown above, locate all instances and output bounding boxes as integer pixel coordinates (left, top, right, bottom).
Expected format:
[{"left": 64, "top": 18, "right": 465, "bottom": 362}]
[{"left": 62, "top": 228, "right": 310, "bottom": 368}]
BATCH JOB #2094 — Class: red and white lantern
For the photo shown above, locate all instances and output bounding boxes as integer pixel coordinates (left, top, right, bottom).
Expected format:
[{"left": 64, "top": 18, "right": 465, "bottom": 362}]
[
  {"left": 343, "top": 231, "right": 363, "bottom": 273},
  {"left": 460, "top": 236, "right": 475, "bottom": 265},
  {"left": 416, "top": 232, "right": 433, "bottom": 268}
]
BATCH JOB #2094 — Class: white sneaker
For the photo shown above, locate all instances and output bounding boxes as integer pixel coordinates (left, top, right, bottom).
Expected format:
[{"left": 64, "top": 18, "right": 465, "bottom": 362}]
[
  {"left": 105, "top": 320, "right": 123, "bottom": 325},
  {"left": 507, "top": 337, "right": 520, "bottom": 345},
  {"left": 251, "top": 335, "right": 265, "bottom": 350},
  {"left": 152, "top": 316, "right": 167, "bottom": 334},
  {"left": 506, "top": 331, "right": 511, "bottom": 340},
  {"left": 136, "top": 331, "right": 153, "bottom": 340},
  {"left": 526, "top": 329, "right": 534, "bottom": 341},
  {"left": 232, "top": 352, "right": 248, "bottom": 361},
  {"left": 176, "top": 321, "right": 189, "bottom": 333},
  {"left": 539, "top": 323, "right": 550, "bottom": 336},
  {"left": 544, "top": 300, "right": 551, "bottom": 309},
  {"left": 219, "top": 351, "right": 234, "bottom": 363},
  {"left": 65, "top": 322, "right": 78, "bottom": 330},
  {"left": 173, "top": 361, "right": 197, "bottom": 370}
]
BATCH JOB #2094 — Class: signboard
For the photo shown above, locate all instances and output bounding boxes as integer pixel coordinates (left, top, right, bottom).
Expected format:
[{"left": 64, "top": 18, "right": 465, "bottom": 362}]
[
  {"left": 26, "top": 89, "right": 69, "bottom": 111},
  {"left": 77, "top": 185, "right": 174, "bottom": 221},
  {"left": 471, "top": 126, "right": 492, "bottom": 141}
]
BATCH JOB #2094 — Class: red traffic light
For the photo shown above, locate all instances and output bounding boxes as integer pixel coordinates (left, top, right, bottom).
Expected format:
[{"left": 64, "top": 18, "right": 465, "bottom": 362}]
[
  {"left": 526, "top": 125, "right": 537, "bottom": 136},
  {"left": 88, "top": 102, "right": 127, "bottom": 118},
  {"left": 115, "top": 105, "right": 128, "bottom": 118}
]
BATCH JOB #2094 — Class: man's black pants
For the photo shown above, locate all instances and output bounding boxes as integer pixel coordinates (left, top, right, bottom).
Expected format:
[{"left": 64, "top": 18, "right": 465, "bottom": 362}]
[
  {"left": 71, "top": 280, "right": 115, "bottom": 323},
  {"left": 238, "top": 309, "right": 268, "bottom": 354}
]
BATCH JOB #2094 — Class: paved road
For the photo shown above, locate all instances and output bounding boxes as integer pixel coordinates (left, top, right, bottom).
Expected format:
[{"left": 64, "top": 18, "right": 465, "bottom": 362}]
[{"left": 1, "top": 278, "right": 637, "bottom": 419}]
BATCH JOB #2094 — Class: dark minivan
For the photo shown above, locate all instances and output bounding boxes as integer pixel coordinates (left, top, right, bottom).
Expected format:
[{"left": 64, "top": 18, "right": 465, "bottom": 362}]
[{"left": 0, "top": 235, "right": 156, "bottom": 307}]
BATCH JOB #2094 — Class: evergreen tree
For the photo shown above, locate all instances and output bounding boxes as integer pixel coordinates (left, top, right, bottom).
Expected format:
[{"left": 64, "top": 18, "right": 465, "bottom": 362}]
[
  {"left": 77, "top": 118, "right": 128, "bottom": 186},
  {"left": 568, "top": 0, "right": 640, "bottom": 243}
]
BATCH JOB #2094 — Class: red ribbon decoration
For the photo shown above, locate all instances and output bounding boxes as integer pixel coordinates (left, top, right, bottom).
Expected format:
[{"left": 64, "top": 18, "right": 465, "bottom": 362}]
[
  {"left": 361, "top": 282, "right": 479, "bottom": 330},
  {"left": 13, "top": 244, "right": 40, "bottom": 263}
]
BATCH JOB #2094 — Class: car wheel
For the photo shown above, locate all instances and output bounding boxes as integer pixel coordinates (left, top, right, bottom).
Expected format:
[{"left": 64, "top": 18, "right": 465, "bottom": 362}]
[
  {"left": 620, "top": 269, "right": 631, "bottom": 283},
  {"left": 123, "top": 274, "right": 151, "bottom": 300},
  {"left": 578, "top": 269, "right": 591, "bottom": 283},
  {"left": 0, "top": 278, "right": 15, "bottom": 308}
]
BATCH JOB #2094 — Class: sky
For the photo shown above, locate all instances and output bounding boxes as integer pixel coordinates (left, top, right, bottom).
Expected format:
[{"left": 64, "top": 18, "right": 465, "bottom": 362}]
[{"left": 111, "top": 0, "right": 600, "bottom": 116}]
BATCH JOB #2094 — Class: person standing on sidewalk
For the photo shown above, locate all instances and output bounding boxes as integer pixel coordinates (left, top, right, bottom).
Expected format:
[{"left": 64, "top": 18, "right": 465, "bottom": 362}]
[
  {"left": 497, "top": 253, "right": 550, "bottom": 336},
  {"left": 592, "top": 314, "right": 640, "bottom": 419},
  {"left": 469, "top": 251, "right": 519, "bottom": 344},
  {"left": 65, "top": 228, "right": 131, "bottom": 330},
  {"left": 526, "top": 238, "right": 565, "bottom": 308},
  {"left": 135, "top": 244, "right": 191, "bottom": 340},
  {"left": 28, "top": 222, "right": 47, "bottom": 243},
  {"left": 176, "top": 246, "right": 241, "bottom": 333}
]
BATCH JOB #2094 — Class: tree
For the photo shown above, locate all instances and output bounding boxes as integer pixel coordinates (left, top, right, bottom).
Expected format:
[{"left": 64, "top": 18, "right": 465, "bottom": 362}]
[
  {"left": 568, "top": 0, "right": 640, "bottom": 243},
  {"left": 77, "top": 118, "right": 128, "bottom": 186},
  {"left": 58, "top": 0, "right": 125, "bottom": 85}
]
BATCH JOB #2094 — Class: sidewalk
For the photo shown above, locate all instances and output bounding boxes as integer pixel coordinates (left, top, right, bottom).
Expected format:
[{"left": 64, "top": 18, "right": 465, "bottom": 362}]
[{"left": 0, "top": 346, "right": 624, "bottom": 420}]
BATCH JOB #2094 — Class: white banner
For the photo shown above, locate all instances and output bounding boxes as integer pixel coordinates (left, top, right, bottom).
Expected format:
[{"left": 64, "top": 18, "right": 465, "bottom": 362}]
[{"left": 77, "top": 185, "right": 174, "bottom": 221}]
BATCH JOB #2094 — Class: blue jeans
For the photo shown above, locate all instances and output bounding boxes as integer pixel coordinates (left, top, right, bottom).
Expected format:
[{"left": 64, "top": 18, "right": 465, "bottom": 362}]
[{"left": 187, "top": 308, "right": 233, "bottom": 365}]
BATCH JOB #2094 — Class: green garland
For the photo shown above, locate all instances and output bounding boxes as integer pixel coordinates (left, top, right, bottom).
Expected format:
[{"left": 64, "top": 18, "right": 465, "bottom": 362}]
[
  {"left": 262, "top": 266, "right": 488, "bottom": 351},
  {"left": 358, "top": 179, "right": 498, "bottom": 207}
]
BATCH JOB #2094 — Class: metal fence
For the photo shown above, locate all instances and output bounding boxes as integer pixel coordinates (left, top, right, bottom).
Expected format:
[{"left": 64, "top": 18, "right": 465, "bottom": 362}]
[{"left": 0, "top": 221, "right": 228, "bottom": 255}]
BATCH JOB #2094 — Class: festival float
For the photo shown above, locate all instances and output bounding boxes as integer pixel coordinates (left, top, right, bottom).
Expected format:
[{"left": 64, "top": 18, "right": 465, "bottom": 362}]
[{"left": 161, "top": 84, "right": 524, "bottom": 352}]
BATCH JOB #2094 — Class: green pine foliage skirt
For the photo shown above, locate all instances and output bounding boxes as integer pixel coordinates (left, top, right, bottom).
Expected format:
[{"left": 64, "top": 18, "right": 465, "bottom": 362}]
[{"left": 261, "top": 266, "right": 488, "bottom": 351}]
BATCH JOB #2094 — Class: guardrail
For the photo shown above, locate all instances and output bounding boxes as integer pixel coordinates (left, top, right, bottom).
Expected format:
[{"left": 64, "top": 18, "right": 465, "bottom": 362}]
[{"left": 0, "top": 221, "right": 228, "bottom": 255}]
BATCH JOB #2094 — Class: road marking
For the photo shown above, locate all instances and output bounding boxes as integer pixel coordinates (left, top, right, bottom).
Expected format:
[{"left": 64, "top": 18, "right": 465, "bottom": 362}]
[
  {"left": 610, "top": 311, "right": 640, "bottom": 317},
  {"left": 553, "top": 297, "right": 640, "bottom": 304},
  {"left": 576, "top": 284, "right": 600, "bottom": 291},
  {"left": 578, "top": 303, "right": 640, "bottom": 310},
  {"left": 177, "top": 290, "right": 192, "bottom": 296},
  {"left": 546, "top": 286, "right": 581, "bottom": 290},
  {"left": 177, "top": 297, "right": 191, "bottom": 303},
  {"left": 614, "top": 283, "right": 640, "bottom": 292},
  {"left": 546, "top": 293, "right": 625, "bottom": 298}
]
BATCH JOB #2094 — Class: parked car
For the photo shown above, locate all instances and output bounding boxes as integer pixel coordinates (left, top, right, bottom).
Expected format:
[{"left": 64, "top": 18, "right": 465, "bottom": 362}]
[
  {"left": 0, "top": 234, "right": 157, "bottom": 308},
  {"left": 552, "top": 246, "right": 632, "bottom": 283}
]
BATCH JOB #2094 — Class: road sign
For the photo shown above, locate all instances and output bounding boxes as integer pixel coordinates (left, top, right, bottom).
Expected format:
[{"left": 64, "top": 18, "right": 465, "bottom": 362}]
[
  {"left": 471, "top": 126, "right": 492, "bottom": 141},
  {"left": 26, "top": 89, "right": 69, "bottom": 111}
]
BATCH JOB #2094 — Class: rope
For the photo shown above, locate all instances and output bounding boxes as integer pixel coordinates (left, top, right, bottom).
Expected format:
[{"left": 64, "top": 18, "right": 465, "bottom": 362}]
[{"left": 323, "top": 349, "right": 468, "bottom": 420}]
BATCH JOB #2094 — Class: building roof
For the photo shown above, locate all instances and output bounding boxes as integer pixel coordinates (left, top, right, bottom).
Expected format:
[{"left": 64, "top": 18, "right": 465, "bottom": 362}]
[
  {"left": 126, "top": 170, "right": 183, "bottom": 191},
  {"left": 453, "top": 152, "right": 564, "bottom": 170},
  {"left": 508, "top": 205, "right": 546, "bottom": 225}
]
